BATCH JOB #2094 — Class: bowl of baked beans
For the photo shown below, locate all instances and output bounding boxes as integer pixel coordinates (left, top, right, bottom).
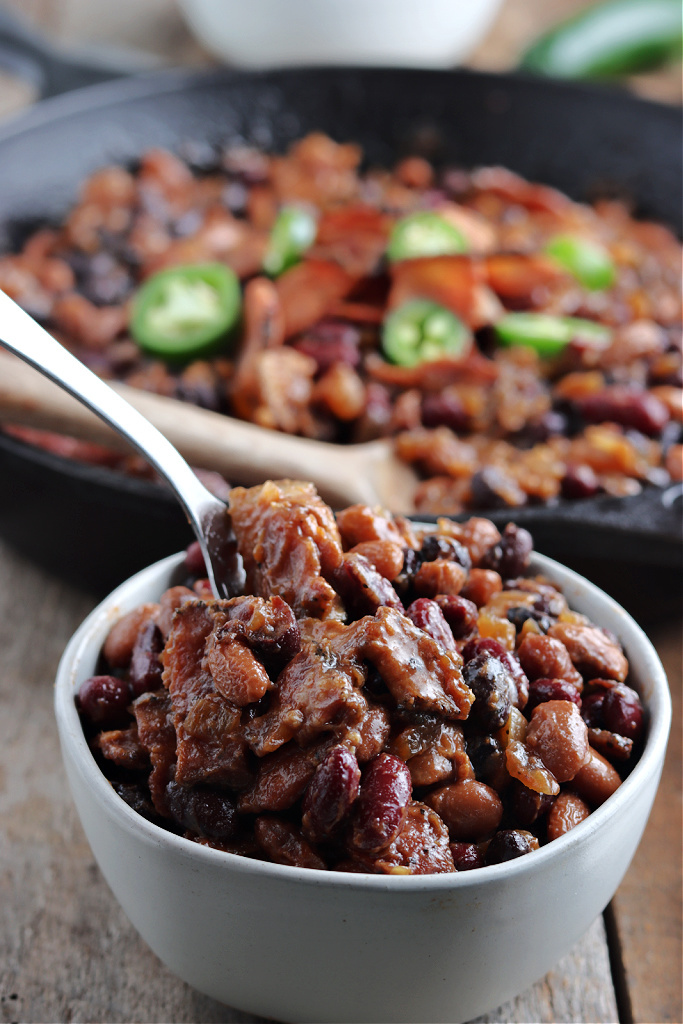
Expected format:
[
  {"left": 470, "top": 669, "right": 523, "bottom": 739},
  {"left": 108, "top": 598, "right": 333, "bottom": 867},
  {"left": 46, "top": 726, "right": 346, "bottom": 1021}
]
[{"left": 54, "top": 480, "right": 670, "bottom": 1023}]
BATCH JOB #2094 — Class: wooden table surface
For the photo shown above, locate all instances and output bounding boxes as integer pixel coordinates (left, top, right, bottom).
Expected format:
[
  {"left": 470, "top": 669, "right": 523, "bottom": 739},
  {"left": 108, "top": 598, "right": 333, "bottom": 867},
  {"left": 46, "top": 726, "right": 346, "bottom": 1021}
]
[{"left": 0, "top": 2, "right": 681, "bottom": 1022}]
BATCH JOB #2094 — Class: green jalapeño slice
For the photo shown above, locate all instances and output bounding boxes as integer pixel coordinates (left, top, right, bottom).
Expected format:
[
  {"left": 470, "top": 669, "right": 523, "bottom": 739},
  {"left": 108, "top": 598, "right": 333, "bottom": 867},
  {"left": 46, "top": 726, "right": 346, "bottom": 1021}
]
[
  {"left": 263, "top": 205, "right": 318, "bottom": 277},
  {"left": 494, "top": 312, "right": 613, "bottom": 357},
  {"left": 130, "top": 263, "right": 241, "bottom": 361},
  {"left": 382, "top": 299, "right": 471, "bottom": 367},
  {"left": 545, "top": 233, "right": 616, "bottom": 290},
  {"left": 386, "top": 212, "right": 468, "bottom": 262}
]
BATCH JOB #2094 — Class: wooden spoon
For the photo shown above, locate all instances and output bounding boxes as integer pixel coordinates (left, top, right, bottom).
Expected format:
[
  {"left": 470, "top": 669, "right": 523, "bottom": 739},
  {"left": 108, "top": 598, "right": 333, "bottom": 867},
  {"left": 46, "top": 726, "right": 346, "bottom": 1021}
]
[{"left": 0, "top": 347, "right": 418, "bottom": 513}]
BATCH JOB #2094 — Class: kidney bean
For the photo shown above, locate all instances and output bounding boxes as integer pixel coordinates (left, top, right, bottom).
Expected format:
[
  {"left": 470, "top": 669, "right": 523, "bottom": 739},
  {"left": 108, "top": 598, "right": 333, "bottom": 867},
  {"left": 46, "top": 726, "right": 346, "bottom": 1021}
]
[
  {"left": 505, "top": 740, "right": 559, "bottom": 796},
  {"left": 463, "top": 652, "right": 514, "bottom": 732},
  {"left": 480, "top": 523, "right": 533, "bottom": 579},
  {"left": 435, "top": 594, "right": 478, "bottom": 639},
  {"left": 526, "top": 701, "right": 590, "bottom": 782},
  {"left": 418, "top": 533, "right": 472, "bottom": 570},
  {"left": 302, "top": 746, "right": 361, "bottom": 841},
  {"left": 518, "top": 633, "right": 583, "bottom": 688},
  {"left": 165, "top": 781, "right": 236, "bottom": 839},
  {"left": 484, "top": 829, "right": 537, "bottom": 865},
  {"left": 292, "top": 319, "right": 361, "bottom": 374},
  {"left": 561, "top": 464, "right": 600, "bottom": 500},
  {"left": 576, "top": 386, "right": 669, "bottom": 437},
  {"left": 571, "top": 747, "right": 622, "bottom": 806},
  {"left": 548, "top": 622, "right": 628, "bottom": 682},
  {"left": 77, "top": 674, "right": 131, "bottom": 728},
  {"left": 351, "top": 753, "right": 412, "bottom": 853},
  {"left": 348, "top": 540, "right": 404, "bottom": 580},
  {"left": 103, "top": 603, "right": 158, "bottom": 668},
  {"left": 413, "top": 559, "right": 468, "bottom": 598},
  {"left": 450, "top": 842, "right": 483, "bottom": 871},
  {"left": 547, "top": 792, "right": 592, "bottom": 840},
  {"left": 509, "top": 780, "right": 554, "bottom": 827},
  {"left": 581, "top": 690, "right": 606, "bottom": 728},
  {"left": 129, "top": 620, "right": 164, "bottom": 697},
  {"left": 527, "top": 678, "right": 582, "bottom": 715},
  {"left": 406, "top": 598, "right": 457, "bottom": 653},
  {"left": 421, "top": 392, "right": 469, "bottom": 432},
  {"left": 426, "top": 779, "right": 503, "bottom": 841},
  {"left": 602, "top": 683, "right": 644, "bottom": 741},
  {"left": 460, "top": 568, "right": 503, "bottom": 607}
]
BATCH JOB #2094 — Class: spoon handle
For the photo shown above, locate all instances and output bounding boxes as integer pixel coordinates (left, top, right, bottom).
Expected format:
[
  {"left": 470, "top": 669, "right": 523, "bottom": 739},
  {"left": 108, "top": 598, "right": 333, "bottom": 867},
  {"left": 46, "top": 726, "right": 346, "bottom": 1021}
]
[{"left": 0, "top": 290, "right": 228, "bottom": 590}]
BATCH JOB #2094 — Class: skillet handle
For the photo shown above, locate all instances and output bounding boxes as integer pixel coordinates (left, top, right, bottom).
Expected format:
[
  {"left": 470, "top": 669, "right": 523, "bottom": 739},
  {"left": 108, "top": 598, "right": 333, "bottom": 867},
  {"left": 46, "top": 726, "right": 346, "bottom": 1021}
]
[{"left": 0, "top": 6, "right": 129, "bottom": 99}]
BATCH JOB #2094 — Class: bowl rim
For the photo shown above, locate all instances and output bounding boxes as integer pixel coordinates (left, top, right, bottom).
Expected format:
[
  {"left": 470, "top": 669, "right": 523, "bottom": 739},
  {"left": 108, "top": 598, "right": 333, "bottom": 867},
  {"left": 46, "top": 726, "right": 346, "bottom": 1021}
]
[{"left": 55, "top": 546, "right": 671, "bottom": 892}]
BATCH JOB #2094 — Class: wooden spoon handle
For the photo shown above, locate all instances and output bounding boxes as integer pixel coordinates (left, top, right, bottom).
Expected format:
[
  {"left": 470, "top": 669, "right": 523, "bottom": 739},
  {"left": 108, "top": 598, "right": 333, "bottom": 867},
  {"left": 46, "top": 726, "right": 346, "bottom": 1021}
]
[{"left": 0, "top": 352, "right": 377, "bottom": 507}]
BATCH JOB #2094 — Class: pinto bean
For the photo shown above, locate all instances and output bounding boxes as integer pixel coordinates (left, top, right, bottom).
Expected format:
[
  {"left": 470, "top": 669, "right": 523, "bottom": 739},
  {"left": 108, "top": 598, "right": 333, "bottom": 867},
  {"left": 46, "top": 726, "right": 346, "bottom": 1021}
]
[
  {"left": 460, "top": 568, "right": 502, "bottom": 608},
  {"left": 348, "top": 540, "right": 405, "bottom": 580},
  {"left": 518, "top": 633, "right": 583, "bottom": 688},
  {"left": 426, "top": 779, "right": 503, "bottom": 841},
  {"left": 547, "top": 792, "right": 591, "bottom": 840},
  {"left": 103, "top": 603, "right": 159, "bottom": 668},
  {"left": 548, "top": 622, "right": 628, "bottom": 682},
  {"left": 406, "top": 598, "right": 457, "bottom": 652},
  {"left": 526, "top": 701, "right": 591, "bottom": 782},
  {"left": 413, "top": 559, "right": 467, "bottom": 597},
  {"left": 571, "top": 747, "right": 622, "bottom": 807}
]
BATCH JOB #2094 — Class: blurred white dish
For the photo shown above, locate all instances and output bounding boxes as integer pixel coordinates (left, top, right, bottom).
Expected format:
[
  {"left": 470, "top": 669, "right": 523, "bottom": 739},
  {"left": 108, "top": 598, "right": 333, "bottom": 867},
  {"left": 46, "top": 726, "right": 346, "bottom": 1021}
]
[
  {"left": 54, "top": 545, "right": 670, "bottom": 1023},
  {"left": 177, "top": 0, "right": 504, "bottom": 68}
]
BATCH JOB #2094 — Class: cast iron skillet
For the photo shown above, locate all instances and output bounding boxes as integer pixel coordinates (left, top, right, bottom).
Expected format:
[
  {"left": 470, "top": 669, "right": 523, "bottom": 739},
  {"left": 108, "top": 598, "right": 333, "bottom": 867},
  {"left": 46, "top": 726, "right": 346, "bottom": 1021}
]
[{"left": 0, "top": 16, "right": 681, "bottom": 596}]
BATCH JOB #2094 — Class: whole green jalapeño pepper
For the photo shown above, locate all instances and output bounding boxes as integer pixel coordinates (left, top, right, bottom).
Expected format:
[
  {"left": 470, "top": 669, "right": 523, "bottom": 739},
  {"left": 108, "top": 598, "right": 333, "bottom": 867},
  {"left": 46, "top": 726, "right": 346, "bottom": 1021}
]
[
  {"left": 130, "top": 263, "right": 241, "bottom": 361},
  {"left": 520, "top": 0, "right": 682, "bottom": 78},
  {"left": 545, "top": 234, "right": 616, "bottom": 290},
  {"left": 387, "top": 212, "right": 468, "bottom": 262},
  {"left": 263, "top": 206, "right": 318, "bottom": 277},
  {"left": 382, "top": 299, "right": 471, "bottom": 367},
  {"left": 495, "top": 312, "right": 613, "bottom": 357}
]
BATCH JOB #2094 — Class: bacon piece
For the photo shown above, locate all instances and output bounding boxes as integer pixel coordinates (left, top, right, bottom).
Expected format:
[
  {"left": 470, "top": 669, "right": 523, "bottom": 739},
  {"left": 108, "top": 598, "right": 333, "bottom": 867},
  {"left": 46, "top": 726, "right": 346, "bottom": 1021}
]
[
  {"left": 360, "top": 607, "right": 473, "bottom": 720},
  {"left": 96, "top": 725, "right": 149, "bottom": 771},
  {"left": 387, "top": 255, "right": 482, "bottom": 327},
  {"left": 275, "top": 259, "right": 357, "bottom": 338},
  {"left": 229, "top": 480, "right": 344, "bottom": 620},
  {"left": 132, "top": 689, "right": 176, "bottom": 814},
  {"left": 244, "top": 621, "right": 368, "bottom": 754}
]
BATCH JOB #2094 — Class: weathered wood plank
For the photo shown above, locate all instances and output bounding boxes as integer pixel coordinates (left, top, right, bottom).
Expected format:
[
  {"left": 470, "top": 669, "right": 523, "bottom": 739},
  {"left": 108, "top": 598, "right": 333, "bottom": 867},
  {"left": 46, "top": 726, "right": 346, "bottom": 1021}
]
[{"left": 608, "top": 620, "right": 683, "bottom": 1024}]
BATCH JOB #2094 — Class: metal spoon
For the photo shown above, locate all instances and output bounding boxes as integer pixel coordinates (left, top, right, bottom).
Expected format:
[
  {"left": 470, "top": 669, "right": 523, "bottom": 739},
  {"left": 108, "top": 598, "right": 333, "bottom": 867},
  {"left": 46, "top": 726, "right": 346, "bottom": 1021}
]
[{"left": 0, "top": 289, "right": 242, "bottom": 598}]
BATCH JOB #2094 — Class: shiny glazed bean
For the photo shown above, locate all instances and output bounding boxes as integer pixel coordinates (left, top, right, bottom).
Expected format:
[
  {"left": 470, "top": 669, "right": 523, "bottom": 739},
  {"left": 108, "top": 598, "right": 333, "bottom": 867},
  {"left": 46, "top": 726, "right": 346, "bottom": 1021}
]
[
  {"left": 102, "top": 603, "right": 158, "bottom": 668},
  {"left": 302, "top": 746, "right": 361, "bottom": 840},
  {"left": 77, "top": 675, "right": 131, "bottom": 728},
  {"left": 426, "top": 779, "right": 503, "bottom": 841},
  {"left": 547, "top": 791, "right": 591, "bottom": 840},
  {"left": 571, "top": 747, "right": 622, "bottom": 807},
  {"left": 351, "top": 753, "right": 412, "bottom": 852},
  {"left": 526, "top": 700, "right": 591, "bottom": 782}
]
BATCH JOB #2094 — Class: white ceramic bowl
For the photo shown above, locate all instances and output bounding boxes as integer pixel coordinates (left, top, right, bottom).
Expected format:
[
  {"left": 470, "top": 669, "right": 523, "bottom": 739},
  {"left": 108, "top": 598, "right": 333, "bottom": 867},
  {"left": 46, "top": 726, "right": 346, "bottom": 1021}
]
[
  {"left": 177, "top": 0, "right": 504, "bottom": 69},
  {"left": 55, "top": 549, "right": 670, "bottom": 1024}
]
